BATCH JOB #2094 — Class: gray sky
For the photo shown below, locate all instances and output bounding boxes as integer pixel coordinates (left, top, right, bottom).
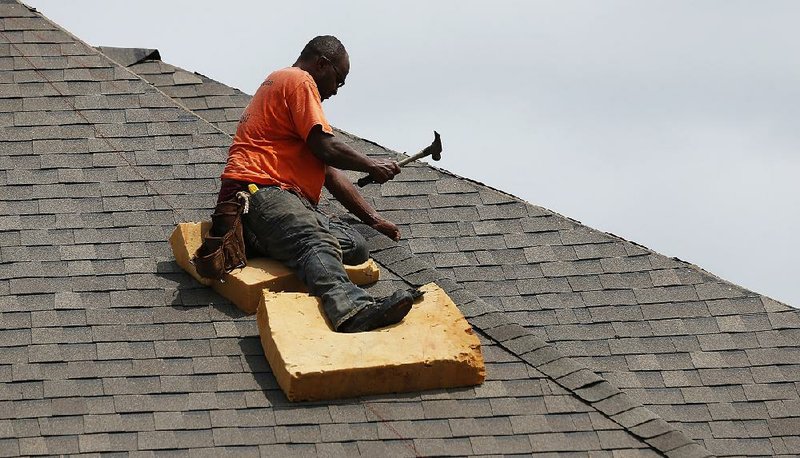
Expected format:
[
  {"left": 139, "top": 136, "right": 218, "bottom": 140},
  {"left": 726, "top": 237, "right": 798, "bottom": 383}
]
[{"left": 27, "top": 0, "right": 800, "bottom": 307}]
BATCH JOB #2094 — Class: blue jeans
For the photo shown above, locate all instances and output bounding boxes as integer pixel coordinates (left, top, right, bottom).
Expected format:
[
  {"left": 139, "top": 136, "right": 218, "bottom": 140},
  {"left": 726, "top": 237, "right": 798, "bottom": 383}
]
[{"left": 242, "top": 186, "right": 373, "bottom": 330}]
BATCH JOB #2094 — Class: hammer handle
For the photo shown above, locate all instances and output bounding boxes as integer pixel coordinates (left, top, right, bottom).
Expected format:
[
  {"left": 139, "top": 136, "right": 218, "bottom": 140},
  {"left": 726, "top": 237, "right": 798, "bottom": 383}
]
[
  {"left": 397, "top": 149, "right": 429, "bottom": 166},
  {"left": 357, "top": 149, "right": 430, "bottom": 187}
]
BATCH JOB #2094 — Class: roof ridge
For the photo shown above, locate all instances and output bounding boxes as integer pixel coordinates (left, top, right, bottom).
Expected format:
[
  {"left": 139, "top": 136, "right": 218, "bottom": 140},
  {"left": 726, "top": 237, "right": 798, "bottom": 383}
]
[
  {"left": 354, "top": 222, "right": 712, "bottom": 457},
  {"left": 95, "top": 46, "right": 160, "bottom": 67}
]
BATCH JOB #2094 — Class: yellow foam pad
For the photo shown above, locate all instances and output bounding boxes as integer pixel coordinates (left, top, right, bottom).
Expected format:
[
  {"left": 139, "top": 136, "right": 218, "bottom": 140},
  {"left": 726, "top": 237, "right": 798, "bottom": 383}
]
[{"left": 256, "top": 282, "right": 485, "bottom": 402}]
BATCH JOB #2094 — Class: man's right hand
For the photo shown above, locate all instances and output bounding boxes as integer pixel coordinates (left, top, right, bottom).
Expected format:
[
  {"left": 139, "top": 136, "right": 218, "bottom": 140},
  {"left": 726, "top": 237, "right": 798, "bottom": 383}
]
[{"left": 368, "top": 158, "right": 401, "bottom": 184}]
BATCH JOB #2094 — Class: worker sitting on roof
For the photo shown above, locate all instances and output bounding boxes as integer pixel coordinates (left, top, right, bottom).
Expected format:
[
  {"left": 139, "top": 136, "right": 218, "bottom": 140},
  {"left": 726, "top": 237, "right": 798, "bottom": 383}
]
[{"left": 210, "top": 35, "right": 418, "bottom": 333}]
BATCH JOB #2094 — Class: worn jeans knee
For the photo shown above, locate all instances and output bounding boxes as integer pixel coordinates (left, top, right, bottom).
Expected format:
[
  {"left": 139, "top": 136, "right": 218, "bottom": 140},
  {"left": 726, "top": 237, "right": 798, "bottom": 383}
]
[
  {"left": 241, "top": 186, "right": 373, "bottom": 329},
  {"left": 327, "top": 217, "right": 370, "bottom": 265}
]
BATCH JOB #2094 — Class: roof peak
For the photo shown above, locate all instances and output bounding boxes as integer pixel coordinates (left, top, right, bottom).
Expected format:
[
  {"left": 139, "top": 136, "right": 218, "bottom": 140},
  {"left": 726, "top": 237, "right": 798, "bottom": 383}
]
[{"left": 95, "top": 45, "right": 160, "bottom": 67}]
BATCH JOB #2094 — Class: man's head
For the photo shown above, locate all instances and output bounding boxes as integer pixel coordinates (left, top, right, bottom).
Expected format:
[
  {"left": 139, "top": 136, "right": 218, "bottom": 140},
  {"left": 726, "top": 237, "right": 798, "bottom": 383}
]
[{"left": 295, "top": 35, "right": 350, "bottom": 101}]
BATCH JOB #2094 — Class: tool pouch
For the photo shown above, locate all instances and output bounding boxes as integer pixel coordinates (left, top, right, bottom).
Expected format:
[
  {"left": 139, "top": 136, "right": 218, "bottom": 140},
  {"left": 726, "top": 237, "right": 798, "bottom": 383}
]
[{"left": 192, "top": 197, "right": 248, "bottom": 281}]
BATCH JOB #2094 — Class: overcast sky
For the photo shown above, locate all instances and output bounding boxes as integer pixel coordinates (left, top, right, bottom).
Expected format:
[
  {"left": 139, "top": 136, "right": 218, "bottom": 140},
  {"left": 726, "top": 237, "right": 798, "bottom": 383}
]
[{"left": 27, "top": 0, "right": 799, "bottom": 307}]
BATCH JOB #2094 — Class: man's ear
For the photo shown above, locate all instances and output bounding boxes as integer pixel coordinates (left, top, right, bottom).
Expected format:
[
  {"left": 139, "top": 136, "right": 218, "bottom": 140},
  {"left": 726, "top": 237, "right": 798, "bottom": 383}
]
[{"left": 315, "top": 55, "right": 327, "bottom": 71}]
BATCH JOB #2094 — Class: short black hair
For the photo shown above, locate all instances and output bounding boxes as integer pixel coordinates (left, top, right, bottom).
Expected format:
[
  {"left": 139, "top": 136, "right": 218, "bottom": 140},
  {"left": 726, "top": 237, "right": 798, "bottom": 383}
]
[{"left": 299, "top": 35, "right": 347, "bottom": 61}]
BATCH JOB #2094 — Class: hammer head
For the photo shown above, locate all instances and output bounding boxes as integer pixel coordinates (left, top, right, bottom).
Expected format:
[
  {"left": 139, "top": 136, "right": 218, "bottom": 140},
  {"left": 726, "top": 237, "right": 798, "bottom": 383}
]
[{"left": 430, "top": 131, "right": 442, "bottom": 161}]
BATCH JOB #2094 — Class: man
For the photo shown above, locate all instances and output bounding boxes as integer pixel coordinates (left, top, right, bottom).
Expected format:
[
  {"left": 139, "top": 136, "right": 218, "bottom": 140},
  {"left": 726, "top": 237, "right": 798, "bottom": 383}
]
[{"left": 214, "top": 35, "right": 418, "bottom": 333}]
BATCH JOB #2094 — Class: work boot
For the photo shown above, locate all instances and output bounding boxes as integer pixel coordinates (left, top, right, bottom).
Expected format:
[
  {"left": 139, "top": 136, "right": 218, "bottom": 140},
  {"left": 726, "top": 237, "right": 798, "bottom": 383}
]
[
  {"left": 407, "top": 287, "right": 424, "bottom": 301},
  {"left": 338, "top": 288, "right": 424, "bottom": 333}
]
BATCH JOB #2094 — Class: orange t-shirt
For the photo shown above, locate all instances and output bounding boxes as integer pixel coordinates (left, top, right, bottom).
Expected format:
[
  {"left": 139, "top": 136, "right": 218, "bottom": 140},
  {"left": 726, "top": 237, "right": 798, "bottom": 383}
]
[{"left": 220, "top": 67, "right": 333, "bottom": 204}]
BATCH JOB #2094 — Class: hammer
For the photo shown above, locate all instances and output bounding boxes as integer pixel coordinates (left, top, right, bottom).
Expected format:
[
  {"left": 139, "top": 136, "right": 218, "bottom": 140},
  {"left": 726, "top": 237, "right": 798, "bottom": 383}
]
[{"left": 357, "top": 131, "right": 442, "bottom": 187}]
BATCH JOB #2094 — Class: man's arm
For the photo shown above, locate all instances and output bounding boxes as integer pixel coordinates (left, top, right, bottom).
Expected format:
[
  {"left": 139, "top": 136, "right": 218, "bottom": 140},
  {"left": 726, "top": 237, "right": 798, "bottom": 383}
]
[
  {"left": 307, "top": 126, "right": 402, "bottom": 239},
  {"left": 307, "top": 125, "right": 400, "bottom": 183},
  {"left": 324, "top": 167, "right": 401, "bottom": 241}
]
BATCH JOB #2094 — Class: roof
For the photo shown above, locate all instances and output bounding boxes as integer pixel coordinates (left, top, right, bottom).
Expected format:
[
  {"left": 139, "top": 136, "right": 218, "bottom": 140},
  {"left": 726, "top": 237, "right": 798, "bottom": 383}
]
[{"left": 1, "top": 1, "right": 799, "bottom": 455}]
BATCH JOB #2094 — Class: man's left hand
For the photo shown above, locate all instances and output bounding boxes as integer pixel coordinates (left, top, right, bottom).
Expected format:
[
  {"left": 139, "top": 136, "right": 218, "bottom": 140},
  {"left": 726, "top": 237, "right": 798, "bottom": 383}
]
[{"left": 371, "top": 218, "right": 401, "bottom": 241}]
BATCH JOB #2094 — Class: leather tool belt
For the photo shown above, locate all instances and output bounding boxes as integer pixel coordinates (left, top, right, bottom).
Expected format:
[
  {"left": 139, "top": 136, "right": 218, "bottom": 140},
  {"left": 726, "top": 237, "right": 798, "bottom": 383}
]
[{"left": 191, "top": 194, "right": 248, "bottom": 282}]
